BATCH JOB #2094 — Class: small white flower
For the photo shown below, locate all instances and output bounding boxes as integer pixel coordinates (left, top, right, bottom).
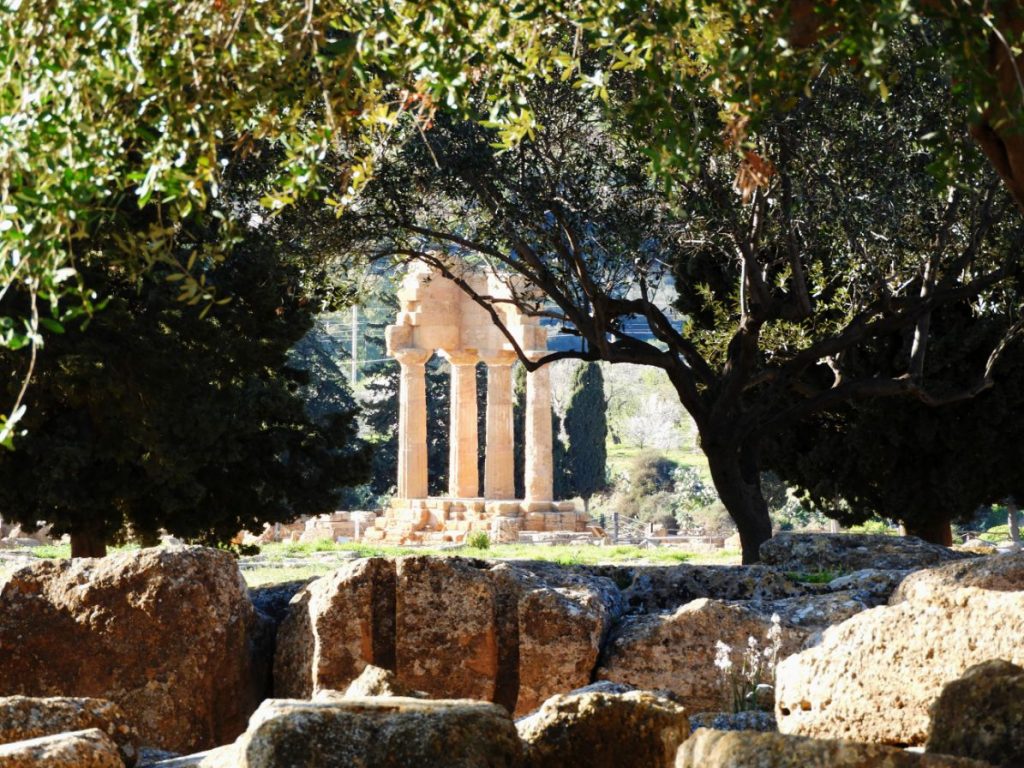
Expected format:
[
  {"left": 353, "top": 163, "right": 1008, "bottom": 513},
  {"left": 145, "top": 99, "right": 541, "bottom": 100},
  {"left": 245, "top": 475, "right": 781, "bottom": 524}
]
[{"left": 714, "top": 640, "right": 733, "bottom": 671}]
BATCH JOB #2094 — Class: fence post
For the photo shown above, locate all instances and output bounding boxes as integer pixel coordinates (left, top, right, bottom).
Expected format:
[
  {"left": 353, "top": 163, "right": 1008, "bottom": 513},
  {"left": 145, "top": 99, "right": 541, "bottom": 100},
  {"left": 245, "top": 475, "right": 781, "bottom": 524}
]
[{"left": 613, "top": 512, "right": 619, "bottom": 544}]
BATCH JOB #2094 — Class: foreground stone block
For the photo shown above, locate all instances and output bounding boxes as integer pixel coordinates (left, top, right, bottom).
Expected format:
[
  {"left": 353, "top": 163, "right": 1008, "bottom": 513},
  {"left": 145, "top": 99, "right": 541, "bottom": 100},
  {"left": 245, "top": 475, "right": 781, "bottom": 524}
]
[
  {"left": 517, "top": 689, "right": 688, "bottom": 768},
  {"left": 597, "top": 599, "right": 806, "bottom": 712},
  {"left": 926, "top": 659, "right": 1024, "bottom": 766},
  {"left": 776, "top": 587, "right": 1024, "bottom": 745},
  {"left": 233, "top": 698, "right": 521, "bottom": 768},
  {"left": 676, "top": 729, "right": 991, "bottom": 767},
  {"left": 893, "top": 550, "right": 1024, "bottom": 603},
  {"left": 0, "top": 696, "right": 138, "bottom": 766},
  {"left": 0, "top": 547, "right": 267, "bottom": 753},
  {"left": 760, "top": 533, "right": 971, "bottom": 573},
  {"left": 0, "top": 729, "right": 123, "bottom": 768}
]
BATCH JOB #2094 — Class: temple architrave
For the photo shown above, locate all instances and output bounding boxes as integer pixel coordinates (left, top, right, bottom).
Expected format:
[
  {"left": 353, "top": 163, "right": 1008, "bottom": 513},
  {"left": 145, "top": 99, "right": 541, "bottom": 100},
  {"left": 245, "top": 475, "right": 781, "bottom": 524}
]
[{"left": 363, "top": 262, "right": 586, "bottom": 545}]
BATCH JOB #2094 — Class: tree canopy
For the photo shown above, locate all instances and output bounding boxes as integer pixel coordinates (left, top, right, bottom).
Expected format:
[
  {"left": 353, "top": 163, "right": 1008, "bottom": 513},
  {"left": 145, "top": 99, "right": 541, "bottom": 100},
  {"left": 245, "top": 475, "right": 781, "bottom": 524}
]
[
  {"left": 762, "top": 306, "right": 1024, "bottom": 543},
  {"left": 0, "top": 193, "right": 371, "bottom": 556},
  {"left": 5, "top": 0, "right": 1024, "bottom": 442}
]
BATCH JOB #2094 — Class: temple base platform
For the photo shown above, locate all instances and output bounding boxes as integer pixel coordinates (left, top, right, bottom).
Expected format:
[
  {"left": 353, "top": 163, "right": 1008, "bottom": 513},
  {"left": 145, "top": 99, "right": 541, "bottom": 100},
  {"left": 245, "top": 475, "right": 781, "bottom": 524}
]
[{"left": 364, "top": 498, "right": 590, "bottom": 546}]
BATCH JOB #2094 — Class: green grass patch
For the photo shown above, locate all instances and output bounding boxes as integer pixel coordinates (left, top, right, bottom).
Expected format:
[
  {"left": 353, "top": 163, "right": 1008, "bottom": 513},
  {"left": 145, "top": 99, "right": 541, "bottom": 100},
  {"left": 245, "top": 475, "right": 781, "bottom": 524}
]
[{"left": 29, "top": 544, "right": 71, "bottom": 559}]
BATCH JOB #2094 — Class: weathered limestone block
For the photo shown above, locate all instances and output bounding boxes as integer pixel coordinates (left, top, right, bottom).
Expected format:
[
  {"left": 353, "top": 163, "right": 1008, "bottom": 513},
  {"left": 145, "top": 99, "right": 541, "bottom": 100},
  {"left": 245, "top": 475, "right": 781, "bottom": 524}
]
[
  {"left": 394, "top": 556, "right": 500, "bottom": 701},
  {"left": 516, "top": 583, "right": 607, "bottom": 715},
  {"left": 232, "top": 698, "right": 522, "bottom": 768},
  {"left": 892, "top": 550, "right": 1024, "bottom": 603},
  {"left": 676, "top": 729, "right": 991, "bottom": 768},
  {"left": 597, "top": 599, "right": 807, "bottom": 713},
  {"left": 776, "top": 587, "right": 1024, "bottom": 745},
  {"left": 273, "top": 557, "right": 395, "bottom": 699},
  {"left": 0, "top": 729, "right": 123, "bottom": 768},
  {"left": 760, "top": 532, "right": 972, "bottom": 573},
  {"left": 0, "top": 547, "right": 267, "bottom": 753},
  {"left": 517, "top": 689, "right": 689, "bottom": 768},
  {"left": 0, "top": 696, "right": 138, "bottom": 767},
  {"left": 925, "top": 659, "right": 1024, "bottom": 766}
]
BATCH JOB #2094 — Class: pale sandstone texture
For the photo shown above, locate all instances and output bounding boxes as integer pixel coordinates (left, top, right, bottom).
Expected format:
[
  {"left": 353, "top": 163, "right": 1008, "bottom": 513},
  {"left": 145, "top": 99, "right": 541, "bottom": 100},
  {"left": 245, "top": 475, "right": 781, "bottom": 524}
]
[
  {"left": 760, "top": 532, "right": 972, "bottom": 572},
  {"left": 775, "top": 587, "right": 1024, "bottom": 745},
  {"left": 0, "top": 547, "right": 268, "bottom": 753},
  {"left": 517, "top": 689, "right": 689, "bottom": 768},
  {"left": 893, "top": 550, "right": 1024, "bottom": 603},
  {"left": 926, "top": 659, "right": 1024, "bottom": 765},
  {"left": 0, "top": 695, "right": 138, "bottom": 766},
  {"left": 0, "top": 729, "right": 123, "bottom": 768},
  {"left": 596, "top": 598, "right": 807, "bottom": 712},
  {"left": 230, "top": 697, "right": 521, "bottom": 768},
  {"left": 274, "top": 555, "right": 618, "bottom": 715},
  {"left": 676, "top": 729, "right": 992, "bottom": 768}
]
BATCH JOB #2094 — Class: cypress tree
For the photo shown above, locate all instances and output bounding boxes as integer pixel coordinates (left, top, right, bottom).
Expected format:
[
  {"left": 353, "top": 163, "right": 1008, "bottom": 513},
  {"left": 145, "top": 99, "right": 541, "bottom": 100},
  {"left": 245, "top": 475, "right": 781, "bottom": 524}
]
[{"left": 564, "top": 362, "right": 608, "bottom": 514}]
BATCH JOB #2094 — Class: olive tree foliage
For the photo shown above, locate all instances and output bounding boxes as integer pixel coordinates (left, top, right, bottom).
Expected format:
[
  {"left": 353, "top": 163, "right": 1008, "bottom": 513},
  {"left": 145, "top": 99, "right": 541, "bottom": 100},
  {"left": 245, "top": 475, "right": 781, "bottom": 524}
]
[
  {"left": 4, "top": 0, "right": 1024, "bottom": 444},
  {"left": 331, "top": 35, "right": 1022, "bottom": 562}
]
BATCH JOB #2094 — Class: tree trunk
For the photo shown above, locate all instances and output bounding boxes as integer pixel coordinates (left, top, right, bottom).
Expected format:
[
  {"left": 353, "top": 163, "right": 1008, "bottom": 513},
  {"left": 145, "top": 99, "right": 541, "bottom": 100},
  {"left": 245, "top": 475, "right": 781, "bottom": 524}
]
[
  {"left": 582, "top": 496, "right": 590, "bottom": 516},
  {"left": 70, "top": 531, "right": 107, "bottom": 558},
  {"left": 704, "top": 439, "right": 773, "bottom": 564},
  {"left": 904, "top": 517, "right": 953, "bottom": 547},
  {"left": 1009, "top": 498, "right": 1020, "bottom": 543}
]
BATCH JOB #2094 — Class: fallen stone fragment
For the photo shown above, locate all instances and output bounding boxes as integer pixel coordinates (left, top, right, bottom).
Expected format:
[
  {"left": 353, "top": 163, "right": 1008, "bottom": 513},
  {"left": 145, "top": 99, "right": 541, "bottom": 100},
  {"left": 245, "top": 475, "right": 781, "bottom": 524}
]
[
  {"left": 0, "top": 728, "right": 123, "bottom": 768},
  {"left": 517, "top": 689, "right": 689, "bottom": 768},
  {"left": 335, "top": 664, "right": 427, "bottom": 699},
  {"left": 926, "top": 659, "right": 1024, "bottom": 766},
  {"left": 676, "top": 729, "right": 992, "bottom": 767},
  {"left": 0, "top": 695, "right": 138, "bottom": 766}
]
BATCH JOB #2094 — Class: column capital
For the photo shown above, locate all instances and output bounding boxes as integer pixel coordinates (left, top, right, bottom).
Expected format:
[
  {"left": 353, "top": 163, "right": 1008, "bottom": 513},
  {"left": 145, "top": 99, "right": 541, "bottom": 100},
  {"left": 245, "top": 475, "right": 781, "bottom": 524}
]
[
  {"left": 440, "top": 349, "right": 479, "bottom": 367},
  {"left": 479, "top": 349, "right": 518, "bottom": 367},
  {"left": 394, "top": 348, "right": 432, "bottom": 367}
]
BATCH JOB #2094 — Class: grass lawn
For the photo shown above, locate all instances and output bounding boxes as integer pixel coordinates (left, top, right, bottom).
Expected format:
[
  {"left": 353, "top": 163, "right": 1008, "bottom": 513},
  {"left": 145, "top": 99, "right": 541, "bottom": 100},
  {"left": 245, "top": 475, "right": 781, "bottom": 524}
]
[
  {"left": 243, "top": 540, "right": 741, "bottom": 585},
  {"left": 1, "top": 539, "right": 742, "bottom": 586}
]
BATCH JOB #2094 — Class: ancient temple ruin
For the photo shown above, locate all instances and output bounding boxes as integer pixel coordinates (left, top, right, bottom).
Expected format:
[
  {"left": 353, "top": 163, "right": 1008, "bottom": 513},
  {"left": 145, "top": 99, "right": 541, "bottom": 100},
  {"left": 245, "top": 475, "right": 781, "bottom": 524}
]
[{"left": 363, "top": 263, "right": 586, "bottom": 545}]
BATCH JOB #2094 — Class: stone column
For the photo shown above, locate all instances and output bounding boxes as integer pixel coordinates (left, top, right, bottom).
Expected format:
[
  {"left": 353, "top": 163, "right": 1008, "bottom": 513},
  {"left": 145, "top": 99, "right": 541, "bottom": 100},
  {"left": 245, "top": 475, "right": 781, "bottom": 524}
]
[
  {"left": 524, "top": 358, "right": 553, "bottom": 502},
  {"left": 481, "top": 351, "right": 517, "bottom": 499},
  {"left": 445, "top": 350, "right": 480, "bottom": 498},
  {"left": 395, "top": 348, "right": 431, "bottom": 500}
]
